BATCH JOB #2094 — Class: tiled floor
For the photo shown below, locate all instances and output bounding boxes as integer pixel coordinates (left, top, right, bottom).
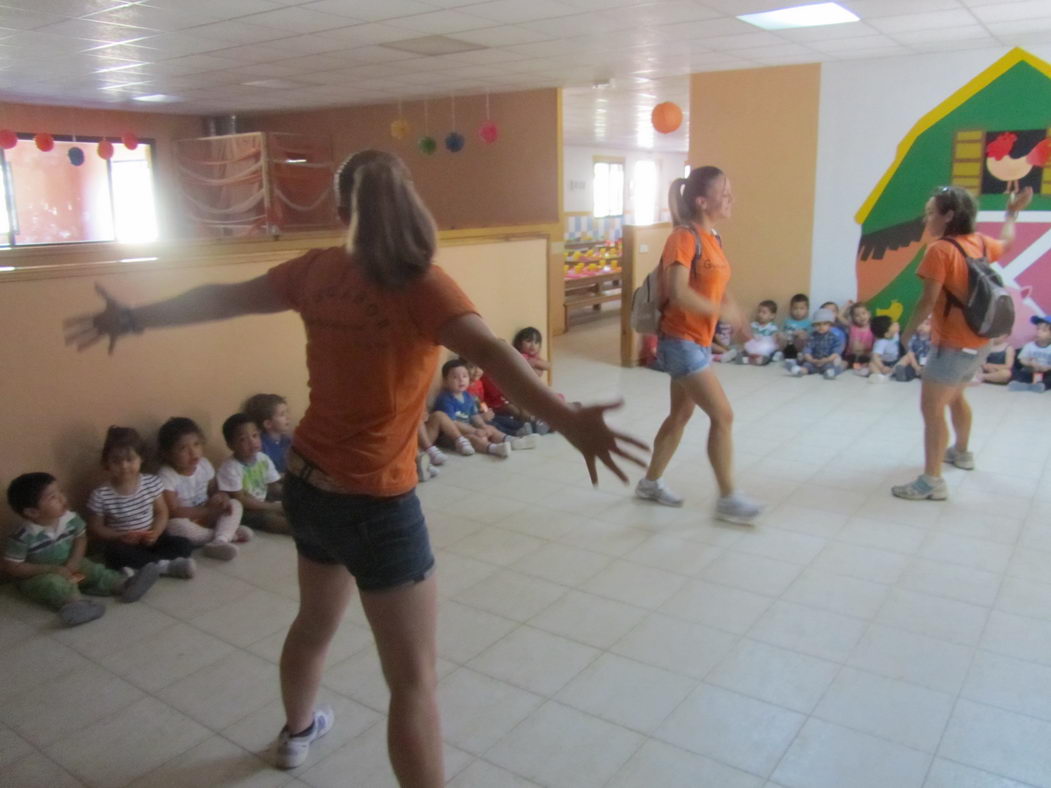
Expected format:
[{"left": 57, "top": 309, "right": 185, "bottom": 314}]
[{"left": 3, "top": 314, "right": 1051, "bottom": 788}]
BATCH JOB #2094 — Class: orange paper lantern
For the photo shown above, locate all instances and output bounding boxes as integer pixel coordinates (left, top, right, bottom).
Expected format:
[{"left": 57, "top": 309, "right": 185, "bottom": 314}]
[
  {"left": 651, "top": 102, "right": 683, "bottom": 135},
  {"left": 0, "top": 129, "right": 17, "bottom": 149},
  {"left": 121, "top": 131, "right": 139, "bottom": 150},
  {"left": 97, "top": 139, "right": 114, "bottom": 160},
  {"left": 34, "top": 132, "right": 55, "bottom": 152}
]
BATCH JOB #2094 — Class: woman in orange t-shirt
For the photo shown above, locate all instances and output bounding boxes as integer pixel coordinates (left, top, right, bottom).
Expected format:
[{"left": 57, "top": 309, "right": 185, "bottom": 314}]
[
  {"left": 635, "top": 166, "right": 762, "bottom": 524},
  {"left": 892, "top": 184, "right": 1031, "bottom": 501},
  {"left": 66, "top": 150, "right": 645, "bottom": 783}
]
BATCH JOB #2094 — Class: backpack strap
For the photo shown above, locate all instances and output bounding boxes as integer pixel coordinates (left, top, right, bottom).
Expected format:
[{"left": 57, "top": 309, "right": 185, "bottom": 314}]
[{"left": 937, "top": 236, "right": 968, "bottom": 318}]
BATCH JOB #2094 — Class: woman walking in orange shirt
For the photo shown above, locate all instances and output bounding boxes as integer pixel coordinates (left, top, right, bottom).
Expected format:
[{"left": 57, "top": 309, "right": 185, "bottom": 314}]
[{"left": 635, "top": 166, "right": 762, "bottom": 524}]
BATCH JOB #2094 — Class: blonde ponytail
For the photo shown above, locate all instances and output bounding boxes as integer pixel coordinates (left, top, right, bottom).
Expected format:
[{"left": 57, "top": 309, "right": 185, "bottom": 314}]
[
  {"left": 668, "top": 177, "right": 689, "bottom": 226},
  {"left": 673, "top": 166, "right": 726, "bottom": 226}
]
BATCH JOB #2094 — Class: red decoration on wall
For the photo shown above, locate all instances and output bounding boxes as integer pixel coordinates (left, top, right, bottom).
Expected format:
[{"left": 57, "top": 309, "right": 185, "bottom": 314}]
[
  {"left": 479, "top": 120, "right": 499, "bottom": 144},
  {"left": 0, "top": 129, "right": 17, "bottom": 149},
  {"left": 34, "top": 132, "right": 55, "bottom": 152},
  {"left": 122, "top": 131, "right": 139, "bottom": 150},
  {"left": 97, "top": 139, "right": 114, "bottom": 160}
]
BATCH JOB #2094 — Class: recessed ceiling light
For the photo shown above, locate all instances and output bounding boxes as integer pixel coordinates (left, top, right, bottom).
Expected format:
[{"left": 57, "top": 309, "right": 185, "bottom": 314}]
[
  {"left": 738, "top": 2, "right": 859, "bottom": 30},
  {"left": 132, "top": 93, "right": 182, "bottom": 103}
]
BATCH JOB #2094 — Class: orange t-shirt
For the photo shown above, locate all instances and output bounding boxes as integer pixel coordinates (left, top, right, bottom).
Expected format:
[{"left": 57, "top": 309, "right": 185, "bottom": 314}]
[
  {"left": 917, "top": 233, "right": 1003, "bottom": 350},
  {"left": 658, "top": 225, "right": 731, "bottom": 346},
  {"left": 268, "top": 247, "right": 477, "bottom": 497}
]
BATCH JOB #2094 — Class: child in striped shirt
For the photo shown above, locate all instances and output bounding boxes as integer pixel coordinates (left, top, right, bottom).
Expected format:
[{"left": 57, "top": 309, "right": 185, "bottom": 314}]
[{"left": 86, "top": 426, "right": 195, "bottom": 578}]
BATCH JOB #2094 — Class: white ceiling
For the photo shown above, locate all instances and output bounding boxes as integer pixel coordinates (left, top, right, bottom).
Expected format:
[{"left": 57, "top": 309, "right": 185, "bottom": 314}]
[
  {"left": 563, "top": 76, "right": 690, "bottom": 152},
  {"left": 0, "top": 0, "right": 1049, "bottom": 145}
]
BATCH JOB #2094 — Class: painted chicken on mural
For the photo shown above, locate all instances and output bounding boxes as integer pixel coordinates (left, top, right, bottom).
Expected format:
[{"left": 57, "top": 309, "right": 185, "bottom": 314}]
[{"left": 985, "top": 132, "right": 1051, "bottom": 192}]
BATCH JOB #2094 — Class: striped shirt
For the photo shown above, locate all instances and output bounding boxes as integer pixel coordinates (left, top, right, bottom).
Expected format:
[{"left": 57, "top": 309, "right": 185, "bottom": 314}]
[
  {"left": 87, "top": 474, "right": 164, "bottom": 532},
  {"left": 4, "top": 511, "right": 84, "bottom": 565}
]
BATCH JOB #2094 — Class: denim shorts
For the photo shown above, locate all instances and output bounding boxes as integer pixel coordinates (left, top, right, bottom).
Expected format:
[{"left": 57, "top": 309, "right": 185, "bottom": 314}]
[
  {"left": 657, "top": 336, "right": 712, "bottom": 379},
  {"left": 924, "top": 344, "right": 985, "bottom": 386},
  {"left": 283, "top": 474, "right": 434, "bottom": 592}
]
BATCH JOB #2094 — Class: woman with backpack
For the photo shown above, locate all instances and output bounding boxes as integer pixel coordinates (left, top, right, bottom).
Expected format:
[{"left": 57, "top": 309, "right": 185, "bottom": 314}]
[
  {"left": 892, "top": 184, "right": 1031, "bottom": 501},
  {"left": 634, "top": 166, "right": 762, "bottom": 524}
]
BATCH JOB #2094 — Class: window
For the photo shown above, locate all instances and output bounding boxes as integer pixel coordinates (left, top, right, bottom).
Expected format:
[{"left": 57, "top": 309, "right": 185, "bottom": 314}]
[
  {"left": 593, "top": 158, "right": 624, "bottom": 218},
  {"left": 0, "top": 135, "right": 157, "bottom": 246},
  {"left": 684, "top": 162, "right": 691, "bottom": 178},
  {"left": 632, "top": 159, "right": 658, "bottom": 225}
]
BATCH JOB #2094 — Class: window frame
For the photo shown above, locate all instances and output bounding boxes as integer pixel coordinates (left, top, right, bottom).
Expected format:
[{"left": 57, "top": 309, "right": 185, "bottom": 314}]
[{"left": 592, "top": 155, "right": 625, "bottom": 219}]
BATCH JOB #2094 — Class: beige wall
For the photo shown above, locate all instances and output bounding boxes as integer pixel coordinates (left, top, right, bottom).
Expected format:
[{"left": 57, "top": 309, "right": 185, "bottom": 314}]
[
  {"left": 243, "top": 89, "right": 561, "bottom": 232},
  {"left": 0, "top": 235, "right": 548, "bottom": 533},
  {"left": 689, "top": 64, "right": 820, "bottom": 317}
]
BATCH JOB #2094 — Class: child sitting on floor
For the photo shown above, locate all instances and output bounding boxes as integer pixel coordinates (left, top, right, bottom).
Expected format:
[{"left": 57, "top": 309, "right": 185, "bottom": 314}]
[
  {"left": 87, "top": 426, "right": 195, "bottom": 579},
  {"left": 743, "top": 300, "right": 779, "bottom": 365},
  {"left": 1009, "top": 316, "right": 1051, "bottom": 392},
  {"left": 158, "top": 417, "right": 250, "bottom": 561},
  {"left": 894, "top": 317, "right": 932, "bottom": 382},
  {"left": 843, "top": 302, "right": 875, "bottom": 374},
  {"left": 514, "top": 326, "right": 550, "bottom": 378},
  {"left": 432, "top": 359, "right": 536, "bottom": 458},
  {"left": 4, "top": 473, "right": 159, "bottom": 627},
  {"left": 465, "top": 359, "right": 531, "bottom": 436},
  {"left": 819, "top": 301, "right": 849, "bottom": 350},
  {"left": 867, "top": 315, "right": 901, "bottom": 382},
  {"left": 976, "top": 333, "right": 1015, "bottom": 385},
  {"left": 778, "top": 293, "right": 811, "bottom": 362},
  {"left": 417, "top": 410, "right": 453, "bottom": 480},
  {"left": 217, "top": 413, "right": 290, "bottom": 533},
  {"left": 789, "top": 307, "right": 844, "bottom": 379},
  {"left": 712, "top": 320, "right": 737, "bottom": 363},
  {"left": 243, "top": 393, "right": 292, "bottom": 475}
]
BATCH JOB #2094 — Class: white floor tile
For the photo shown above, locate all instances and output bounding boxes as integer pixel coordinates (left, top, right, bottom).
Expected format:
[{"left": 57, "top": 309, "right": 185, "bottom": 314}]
[
  {"left": 696, "top": 550, "right": 804, "bottom": 597},
  {"left": 898, "top": 558, "right": 1002, "bottom": 607},
  {"left": 446, "top": 526, "right": 545, "bottom": 566},
  {"left": 611, "top": 612, "right": 737, "bottom": 678},
  {"left": 939, "top": 699, "right": 1051, "bottom": 786},
  {"left": 581, "top": 558, "right": 688, "bottom": 609},
  {"left": 438, "top": 667, "right": 544, "bottom": 755},
  {"left": 731, "top": 526, "right": 828, "bottom": 566},
  {"left": 434, "top": 551, "right": 498, "bottom": 598},
  {"left": 707, "top": 638, "right": 840, "bottom": 713},
  {"left": 877, "top": 588, "right": 990, "bottom": 646},
  {"left": 655, "top": 684, "right": 805, "bottom": 777},
  {"left": 962, "top": 650, "right": 1051, "bottom": 723},
  {"left": 994, "top": 576, "right": 1051, "bottom": 622},
  {"left": 624, "top": 533, "right": 725, "bottom": 575},
  {"left": 247, "top": 621, "right": 372, "bottom": 667},
  {"left": 468, "top": 625, "right": 599, "bottom": 696},
  {"left": 188, "top": 588, "right": 301, "bottom": 649},
  {"left": 156, "top": 650, "right": 280, "bottom": 730},
  {"left": 772, "top": 717, "right": 931, "bottom": 788},
  {"left": 782, "top": 568, "right": 889, "bottom": 620},
  {"left": 436, "top": 600, "right": 518, "bottom": 663},
  {"left": 486, "top": 701, "right": 644, "bottom": 788},
  {"left": 530, "top": 590, "right": 647, "bottom": 649},
  {"left": 509, "top": 541, "right": 611, "bottom": 587},
  {"left": 981, "top": 611, "right": 1051, "bottom": 666},
  {"left": 0, "top": 722, "right": 33, "bottom": 764},
  {"left": 658, "top": 578, "right": 773, "bottom": 634},
  {"left": 810, "top": 541, "right": 911, "bottom": 584},
  {"left": 447, "top": 760, "right": 542, "bottom": 787},
  {"left": 96, "top": 621, "right": 236, "bottom": 692},
  {"left": 847, "top": 624, "right": 974, "bottom": 695},
  {"left": 607, "top": 739, "right": 764, "bottom": 788},
  {"left": 917, "top": 532, "right": 1013, "bottom": 574},
  {"left": 748, "top": 600, "right": 868, "bottom": 662},
  {"left": 924, "top": 758, "right": 1032, "bottom": 788},
  {"left": 4, "top": 752, "right": 84, "bottom": 788},
  {"left": 837, "top": 516, "right": 928, "bottom": 555},
  {"left": 0, "top": 637, "right": 92, "bottom": 703},
  {"left": 126, "top": 736, "right": 289, "bottom": 788},
  {"left": 453, "top": 569, "right": 567, "bottom": 622}
]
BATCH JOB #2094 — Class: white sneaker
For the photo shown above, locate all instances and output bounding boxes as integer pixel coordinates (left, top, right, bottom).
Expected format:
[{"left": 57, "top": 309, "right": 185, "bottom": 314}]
[
  {"left": 823, "top": 368, "right": 838, "bottom": 380},
  {"left": 488, "top": 442, "right": 511, "bottom": 459},
  {"left": 635, "top": 478, "right": 684, "bottom": 507},
  {"left": 772, "top": 351, "right": 784, "bottom": 362},
  {"left": 202, "top": 541, "right": 238, "bottom": 561},
  {"left": 510, "top": 434, "right": 537, "bottom": 450},
  {"left": 274, "top": 706, "right": 334, "bottom": 769},
  {"left": 715, "top": 492, "right": 763, "bottom": 524},
  {"left": 789, "top": 364, "right": 804, "bottom": 377},
  {"left": 455, "top": 436, "right": 475, "bottom": 456},
  {"left": 721, "top": 348, "right": 738, "bottom": 363},
  {"left": 426, "top": 445, "right": 447, "bottom": 465},
  {"left": 868, "top": 373, "right": 889, "bottom": 383}
]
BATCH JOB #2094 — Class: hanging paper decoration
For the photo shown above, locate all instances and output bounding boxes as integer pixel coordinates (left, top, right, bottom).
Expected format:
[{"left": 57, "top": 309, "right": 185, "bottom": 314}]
[
  {"left": 651, "top": 102, "right": 683, "bottom": 134},
  {"left": 34, "top": 132, "right": 54, "bottom": 152},
  {"left": 444, "top": 131, "right": 465, "bottom": 153},
  {"left": 68, "top": 147, "right": 85, "bottom": 166},
  {"left": 479, "top": 93, "right": 498, "bottom": 144},
  {"left": 122, "top": 131, "right": 139, "bottom": 150},
  {"left": 390, "top": 118, "right": 409, "bottom": 140},
  {"left": 97, "top": 139, "right": 114, "bottom": 159},
  {"left": 0, "top": 129, "right": 17, "bottom": 149},
  {"left": 418, "top": 136, "right": 437, "bottom": 155}
]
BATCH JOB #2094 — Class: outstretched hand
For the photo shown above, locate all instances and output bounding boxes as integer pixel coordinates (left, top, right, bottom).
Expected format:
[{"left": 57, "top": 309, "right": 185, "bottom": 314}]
[
  {"left": 559, "top": 400, "right": 650, "bottom": 485},
  {"left": 63, "top": 284, "right": 130, "bottom": 354},
  {"left": 1007, "top": 186, "right": 1033, "bottom": 214}
]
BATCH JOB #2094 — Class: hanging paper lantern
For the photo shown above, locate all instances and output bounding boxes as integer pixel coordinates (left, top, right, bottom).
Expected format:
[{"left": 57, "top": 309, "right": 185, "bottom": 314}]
[
  {"left": 34, "top": 132, "right": 55, "bottom": 152},
  {"left": 121, "top": 131, "right": 138, "bottom": 150},
  {"left": 417, "top": 136, "right": 436, "bottom": 155},
  {"left": 0, "top": 129, "right": 17, "bottom": 149},
  {"left": 444, "top": 131, "right": 465, "bottom": 153},
  {"left": 97, "top": 139, "right": 114, "bottom": 160},
  {"left": 67, "top": 147, "right": 85, "bottom": 166},
  {"left": 389, "top": 118, "right": 409, "bottom": 140},
  {"left": 651, "top": 102, "right": 683, "bottom": 135},
  {"left": 479, "top": 120, "right": 499, "bottom": 144}
]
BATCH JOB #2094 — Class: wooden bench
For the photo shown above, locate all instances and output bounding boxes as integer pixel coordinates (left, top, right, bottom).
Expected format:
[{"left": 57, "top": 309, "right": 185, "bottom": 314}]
[{"left": 564, "top": 271, "right": 622, "bottom": 328}]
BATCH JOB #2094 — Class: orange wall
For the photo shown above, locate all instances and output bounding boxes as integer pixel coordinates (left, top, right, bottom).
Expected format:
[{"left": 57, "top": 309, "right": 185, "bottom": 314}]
[
  {"left": 243, "top": 89, "right": 560, "bottom": 231},
  {"left": 689, "top": 65, "right": 820, "bottom": 316},
  {"left": 0, "top": 101, "right": 202, "bottom": 239}
]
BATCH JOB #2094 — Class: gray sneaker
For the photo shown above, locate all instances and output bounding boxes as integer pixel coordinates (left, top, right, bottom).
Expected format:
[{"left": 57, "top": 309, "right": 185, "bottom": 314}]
[
  {"left": 789, "top": 364, "right": 804, "bottom": 377},
  {"left": 944, "top": 447, "right": 975, "bottom": 471},
  {"left": 275, "top": 706, "right": 334, "bottom": 769},
  {"left": 636, "top": 478, "right": 684, "bottom": 507},
  {"left": 891, "top": 474, "right": 948, "bottom": 501},
  {"left": 59, "top": 599, "right": 105, "bottom": 627},
  {"left": 823, "top": 368, "right": 838, "bottom": 380},
  {"left": 121, "top": 562, "right": 160, "bottom": 603},
  {"left": 1008, "top": 381, "right": 1033, "bottom": 392},
  {"left": 715, "top": 492, "right": 763, "bottom": 524},
  {"left": 164, "top": 557, "right": 196, "bottom": 579},
  {"left": 202, "top": 541, "right": 239, "bottom": 561}
]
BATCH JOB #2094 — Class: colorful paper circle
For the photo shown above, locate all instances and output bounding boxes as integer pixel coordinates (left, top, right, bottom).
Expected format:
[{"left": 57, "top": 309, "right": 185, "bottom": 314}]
[
  {"left": 390, "top": 118, "right": 410, "bottom": 140},
  {"left": 479, "top": 121, "right": 499, "bottom": 144},
  {"left": 68, "top": 147, "right": 85, "bottom": 166},
  {"left": 34, "top": 132, "right": 55, "bottom": 152},
  {"left": 97, "top": 139, "right": 114, "bottom": 160},
  {"left": 121, "top": 131, "right": 139, "bottom": 150},
  {"left": 418, "top": 136, "right": 437, "bottom": 155},
  {"left": 0, "top": 129, "right": 17, "bottom": 149},
  {"left": 444, "top": 131, "right": 465, "bottom": 153}
]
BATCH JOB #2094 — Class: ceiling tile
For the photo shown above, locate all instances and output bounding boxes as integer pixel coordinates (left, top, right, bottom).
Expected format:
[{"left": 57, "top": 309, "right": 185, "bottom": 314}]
[
  {"left": 300, "top": 0, "right": 458, "bottom": 21},
  {"left": 868, "top": 9, "right": 980, "bottom": 33},
  {"left": 34, "top": 19, "right": 157, "bottom": 43},
  {"left": 0, "top": 0, "right": 128, "bottom": 14},
  {"left": 184, "top": 20, "right": 291, "bottom": 45},
  {"left": 703, "top": 31, "right": 787, "bottom": 50},
  {"left": 969, "top": 0, "right": 1051, "bottom": 23},
  {"left": 984, "top": 16, "right": 1051, "bottom": 34},
  {"left": 133, "top": 0, "right": 283, "bottom": 18},
  {"left": 889, "top": 24, "right": 992, "bottom": 43},
  {"left": 461, "top": 0, "right": 581, "bottom": 24},
  {"left": 0, "top": 8, "right": 66, "bottom": 31},
  {"left": 385, "top": 10, "right": 496, "bottom": 35},
  {"left": 238, "top": 7, "right": 366, "bottom": 34},
  {"left": 451, "top": 25, "right": 557, "bottom": 47},
  {"left": 776, "top": 20, "right": 881, "bottom": 41},
  {"left": 843, "top": 0, "right": 964, "bottom": 16},
  {"left": 85, "top": 4, "right": 224, "bottom": 31},
  {"left": 810, "top": 34, "right": 906, "bottom": 53},
  {"left": 313, "top": 22, "right": 420, "bottom": 45}
]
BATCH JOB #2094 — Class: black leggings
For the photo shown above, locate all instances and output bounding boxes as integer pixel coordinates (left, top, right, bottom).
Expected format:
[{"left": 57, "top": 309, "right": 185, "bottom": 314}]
[{"left": 104, "top": 531, "right": 193, "bottom": 570}]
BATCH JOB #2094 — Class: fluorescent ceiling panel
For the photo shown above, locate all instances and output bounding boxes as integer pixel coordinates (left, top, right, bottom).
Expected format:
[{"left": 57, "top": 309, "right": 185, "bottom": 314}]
[{"left": 739, "top": 2, "right": 860, "bottom": 30}]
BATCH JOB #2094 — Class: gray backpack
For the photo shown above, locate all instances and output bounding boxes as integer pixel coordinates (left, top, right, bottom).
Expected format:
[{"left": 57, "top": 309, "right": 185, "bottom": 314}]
[
  {"left": 940, "top": 237, "right": 1015, "bottom": 339},
  {"left": 629, "top": 226, "right": 704, "bottom": 335}
]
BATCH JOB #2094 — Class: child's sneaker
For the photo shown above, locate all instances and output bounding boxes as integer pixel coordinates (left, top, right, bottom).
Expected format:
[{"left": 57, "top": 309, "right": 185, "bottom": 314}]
[
  {"left": 426, "top": 445, "right": 447, "bottom": 465},
  {"left": 428, "top": 465, "right": 440, "bottom": 479},
  {"left": 721, "top": 348, "right": 738, "bottom": 363},
  {"left": 510, "top": 435, "right": 537, "bottom": 450},
  {"left": 635, "top": 478, "right": 684, "bottom": 507},
  {"left": 515, "top": 423, "right": 534, "bottom": 438},
  {"left": 274, "top": 706, "right": 334, "bottom": 769},
  {"left": 891, "top": 474, "right": 948, "bottom": 501},
  {"left": 416, "top": 451, "right": 431, "bottom": 483},
  {"left": 854, "top": 367, "right": 871, "bottom": 377},
  {"left": 772, "top": 350, "right": 784, "bottom": 362},
  {"left": 455, "top": 436, "right": 475, "bottom": 456},
  {"left": 202, "top": 541, "right": 238, "bottom": 561},
  {"left": 715, "top": 492, "right": 763, "bottom": 524},
  {"left": 59, "top": 599, "right": 105, "bottom": 627},
  {"left": 1007, "top": 381, "right": 1031, "bottom": 391},
  {"left": 234, "top": 525, "right": 253, "bottom": 543},
  {"left": 823, "top": 368, "right": 838, "bottom": 380},
  {"left": 944, "top": 447, "right": 975, "bottom": 470},
  {"left": 869, "top": 373, "right": 889, "bottom": 383},
  {"left": 487, "top": 442, "right": 511, "bottom": 459},
  {"left": 532, "top": 419, "right": 551, "bottom": 436},
  {"left": 120, "top": 562, "right": 160, "bottom": 603},
  {"left": 164, "top": 557, "right": 196, "bottom": 579},
  {"left": 789, "top": 364, "right": 804, "bottom": 377}
]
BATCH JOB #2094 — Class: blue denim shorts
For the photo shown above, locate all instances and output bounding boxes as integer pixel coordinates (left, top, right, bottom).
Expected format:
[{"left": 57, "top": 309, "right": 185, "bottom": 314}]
[
  {"left": 283, "top": 474, "right": 434, "bottom": 592},
  {"left": 657, "top": 336, "right": 712, "bottom": 378},
  {"left": 924, "top": 345, "right": 985, "bottom": 386}
]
